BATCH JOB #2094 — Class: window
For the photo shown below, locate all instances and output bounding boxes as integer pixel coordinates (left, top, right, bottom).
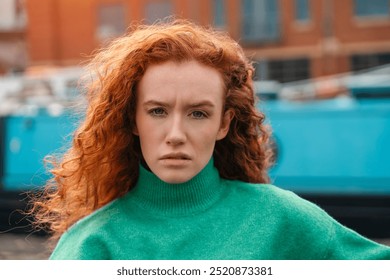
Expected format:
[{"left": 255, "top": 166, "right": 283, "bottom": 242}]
[
  {"left": 253, "top": 59, "right": 311, "bottom": 83},
  {"left": 213, "top": 0, "right": 226, "bottom": 29},
  {"left": 241, "top": 0, "right": 280, "bottom": 43},
  {"left": 295, "top": 0, "right": 310, "bottom": 22},
  {"left": 253, "top": 60, "right": 268, "bottom": 81},
  {"left": 257, "top": 58, "right": 310, "bottom": 83},
  {"left": 145, "top": 1, "right": 173, "bottom": 24},
  {"left": 186, "top": 0, "right": 201, "bottom": 23},
  {"left": 351, "top": 53, "right": 390, "bottom": 72},
  {"left": 96, "top": 3, "right": 126, "bottom": 42},
  {"left": 0, "top": 0, "right": 26, "bottom": 30},
  {"left": 354, "top": 0, "right": 389, "bottom": 17}
]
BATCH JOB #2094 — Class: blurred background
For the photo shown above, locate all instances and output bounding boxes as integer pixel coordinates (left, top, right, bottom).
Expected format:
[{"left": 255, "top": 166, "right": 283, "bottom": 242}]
[{"left": 0, "top": 0, "right": 390, "bottom": 259}]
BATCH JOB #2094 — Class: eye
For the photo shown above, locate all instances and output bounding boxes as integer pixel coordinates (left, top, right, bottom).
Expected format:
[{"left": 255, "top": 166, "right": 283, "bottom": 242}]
[
  {"left": 190, "top": 111, "right": 207, "bottom": 119},
  {"left": 148, "top": 107, "right": 166, "bottom": 117}
]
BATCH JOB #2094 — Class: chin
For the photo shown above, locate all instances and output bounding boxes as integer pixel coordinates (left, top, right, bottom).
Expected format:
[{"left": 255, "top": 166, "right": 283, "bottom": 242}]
[{"left": 159, "top": 174, "right": 193, "bottom": 184}]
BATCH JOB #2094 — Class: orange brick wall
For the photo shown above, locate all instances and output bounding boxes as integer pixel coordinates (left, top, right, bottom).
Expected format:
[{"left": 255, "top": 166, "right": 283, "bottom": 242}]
[
  {"left": 25, "top": 0, "right": 390, "bottom": 77},
  {"left": 26, "top": 0, "right": 96, "bottom": 65}
]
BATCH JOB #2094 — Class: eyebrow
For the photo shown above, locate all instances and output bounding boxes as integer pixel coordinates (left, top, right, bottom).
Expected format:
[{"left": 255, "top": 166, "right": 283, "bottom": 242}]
[
  {"left": 142, "top": 100, "right": 216, "bottom": 109},
  {"left": 187, "top": 101, "right": 215, "bottom": 109},
  {"left": 142, "top": 100, "right": 170, "bottom": 108}
]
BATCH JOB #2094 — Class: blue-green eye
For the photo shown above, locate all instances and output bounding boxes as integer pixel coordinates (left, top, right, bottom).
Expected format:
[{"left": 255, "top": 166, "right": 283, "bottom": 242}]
[
  {"left": 149, "top": 107, "right": 166, "bottom": 116},
  {"left": 191, "top": 111, "right": 207, "bottom": 119}
]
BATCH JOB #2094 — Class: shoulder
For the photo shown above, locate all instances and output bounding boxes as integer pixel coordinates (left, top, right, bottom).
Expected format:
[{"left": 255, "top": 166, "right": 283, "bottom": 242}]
[
  {"left": 223, "top": 179, "right": 335, "bottom": 233},
  {"left": 223, "top": 180, "right": 390, "bottom": 259},
  {"left": 224, "top": 180, "right": 329, "bottom": 216},
  {"left": 70, "top": 198, "right": 122, "bottom": 233},
  {"left": 50, "top": 199, "right": 123, "bottom": 259}
]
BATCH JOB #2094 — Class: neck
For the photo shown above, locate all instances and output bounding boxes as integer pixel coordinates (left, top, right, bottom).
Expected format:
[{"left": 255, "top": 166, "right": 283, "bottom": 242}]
[{"left": 129, "top": 158, "right": 224, "bottom": 216}]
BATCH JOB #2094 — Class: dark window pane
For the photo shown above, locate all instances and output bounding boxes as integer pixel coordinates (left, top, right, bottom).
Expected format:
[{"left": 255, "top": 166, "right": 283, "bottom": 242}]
[
  {"left": 213, "top": 0, "right": 226, "bottom": 28},
  {"left": 267, "top": 58, "right": 310, "bottom": 83},
  {"left": 97, "top": 4, "right": 126, "bottom": 41},
  {"left": 354, "top": 0, "right": 389, "bottom": 17},
  {"left": 241, "top": 0, "right": 280, "bottom": 43},
  {"left": 295, "top": 0, "right": 310, "bottom": 21},
  {"left": 145, "top": 1, "right": 173, "bottom": 24},
  {"left": 351, "top": 53, "right": 390, "bottom": 72},
  {"left": 254, "top": 60, "right": 269, "bottom": 81}
]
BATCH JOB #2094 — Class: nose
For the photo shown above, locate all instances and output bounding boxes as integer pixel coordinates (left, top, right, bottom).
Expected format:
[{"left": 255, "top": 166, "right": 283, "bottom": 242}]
[{"left": 166, "top": 115, "right": 186, "bottom": 145}]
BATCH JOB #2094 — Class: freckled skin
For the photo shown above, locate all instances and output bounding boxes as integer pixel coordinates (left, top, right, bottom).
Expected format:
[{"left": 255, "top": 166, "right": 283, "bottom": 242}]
[{"left": 134, "top": 60, "right": 232, "bottom": 184}]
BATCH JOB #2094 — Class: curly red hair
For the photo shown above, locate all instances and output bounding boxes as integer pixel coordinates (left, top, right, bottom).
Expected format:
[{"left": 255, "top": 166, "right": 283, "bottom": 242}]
[{"left": 30, "top": 19, "right": 273, "bottom": 241}]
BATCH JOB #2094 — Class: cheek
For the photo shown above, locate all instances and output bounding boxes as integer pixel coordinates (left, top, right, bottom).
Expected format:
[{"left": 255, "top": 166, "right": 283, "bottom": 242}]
[
  {"left": 192, "top": 128, "right": 219, "bottom": 150},
  {"left": 138, "top": 122, "right": 157, "bottom": 140},
  {"left": 137, "top": 120, "right": 168, "bottom": 155}
]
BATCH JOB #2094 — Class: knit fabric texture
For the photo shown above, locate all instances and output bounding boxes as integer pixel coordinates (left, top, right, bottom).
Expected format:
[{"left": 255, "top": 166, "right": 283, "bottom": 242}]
[{"left": 50, "top": 159, "right": 390, "bottom": 260}]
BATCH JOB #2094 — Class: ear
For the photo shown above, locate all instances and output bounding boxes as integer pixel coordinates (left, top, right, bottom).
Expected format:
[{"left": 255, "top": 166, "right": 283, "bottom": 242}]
[
  {"left": 216, "top": 109, "right": 234, "bottom": 140},
  {"left": 132, "top": 125, "right": 139, "bottom": 136}
]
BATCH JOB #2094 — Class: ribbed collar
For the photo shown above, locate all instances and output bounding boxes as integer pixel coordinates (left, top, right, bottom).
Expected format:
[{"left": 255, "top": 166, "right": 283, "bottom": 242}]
[{"left": 128, "top": 158, "right": 224, "bottom": 216}]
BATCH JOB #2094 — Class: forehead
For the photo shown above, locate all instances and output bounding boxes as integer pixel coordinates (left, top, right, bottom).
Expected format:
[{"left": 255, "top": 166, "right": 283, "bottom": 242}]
[{"left": 136, "top": 60, "right": 225, "bottom": 104}]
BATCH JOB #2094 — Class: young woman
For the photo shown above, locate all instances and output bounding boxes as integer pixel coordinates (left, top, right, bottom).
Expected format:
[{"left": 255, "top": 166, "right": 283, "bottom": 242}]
[{"left": 31, "top": 20, "right": 390, "bottom": 260}]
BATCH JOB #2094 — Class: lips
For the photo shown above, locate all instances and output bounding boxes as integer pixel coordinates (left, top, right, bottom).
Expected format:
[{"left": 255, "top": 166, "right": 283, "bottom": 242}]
[{"left": 160, "top": 153, "right": 191, "bottom": 160}]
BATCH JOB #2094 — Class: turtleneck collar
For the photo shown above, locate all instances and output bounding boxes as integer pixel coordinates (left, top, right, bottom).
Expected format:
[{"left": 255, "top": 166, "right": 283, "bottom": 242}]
[{"left": 128, "top": 158, "right": 224, "bottom": 216}]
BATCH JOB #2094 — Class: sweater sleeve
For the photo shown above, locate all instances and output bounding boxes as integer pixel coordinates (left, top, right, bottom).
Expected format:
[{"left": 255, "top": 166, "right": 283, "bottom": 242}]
[
  {"left": 50, "top": 230, "right": 111, "bottom": 260},
  {"left": 324, "top": 219, "right": 390, "bottom": 260},
  {"left": 266, "top": 185, "right": 390, "bottom": 260},
  {"left": 49, "top": 199, "right": 120, "bottom": 260}
]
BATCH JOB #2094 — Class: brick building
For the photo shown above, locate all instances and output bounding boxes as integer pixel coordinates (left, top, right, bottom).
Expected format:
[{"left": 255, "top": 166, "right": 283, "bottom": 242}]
[
  {"left": 15, "top": 0, "right": 390, "bottom": 81},
  {"left": 0, "top": 0, "right": 27, "bottom": 74}
]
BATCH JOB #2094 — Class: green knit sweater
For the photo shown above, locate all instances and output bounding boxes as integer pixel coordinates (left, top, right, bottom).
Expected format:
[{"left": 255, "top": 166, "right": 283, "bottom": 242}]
[{"left": 50, "top": 159, "right": 390, "bottom": 260}]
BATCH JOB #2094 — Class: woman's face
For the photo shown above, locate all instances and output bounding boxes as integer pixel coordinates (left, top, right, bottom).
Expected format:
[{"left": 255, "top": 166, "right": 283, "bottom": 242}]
[{"left": 134, "top": 60, "right": 232, "bottom": 184}]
